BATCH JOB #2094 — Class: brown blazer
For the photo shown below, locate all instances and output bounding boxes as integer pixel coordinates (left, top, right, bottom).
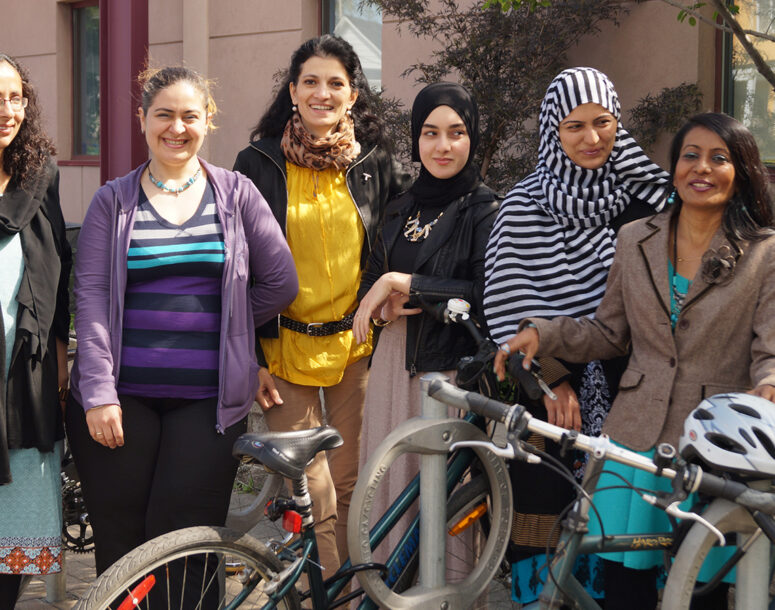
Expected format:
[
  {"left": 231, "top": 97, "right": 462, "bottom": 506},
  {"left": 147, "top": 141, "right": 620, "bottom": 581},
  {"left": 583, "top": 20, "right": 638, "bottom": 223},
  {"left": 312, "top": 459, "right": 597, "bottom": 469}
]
[{"left": 531, "top": 208, "right": 775, "bottom": 451}]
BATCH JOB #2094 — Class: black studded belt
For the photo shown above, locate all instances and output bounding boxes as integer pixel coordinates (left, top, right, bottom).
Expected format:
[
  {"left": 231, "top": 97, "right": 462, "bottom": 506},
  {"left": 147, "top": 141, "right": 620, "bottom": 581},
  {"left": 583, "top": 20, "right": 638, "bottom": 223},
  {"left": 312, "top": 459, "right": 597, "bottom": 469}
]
[{"left": 279, "top": 311, "right": 356, "bottom": 337}]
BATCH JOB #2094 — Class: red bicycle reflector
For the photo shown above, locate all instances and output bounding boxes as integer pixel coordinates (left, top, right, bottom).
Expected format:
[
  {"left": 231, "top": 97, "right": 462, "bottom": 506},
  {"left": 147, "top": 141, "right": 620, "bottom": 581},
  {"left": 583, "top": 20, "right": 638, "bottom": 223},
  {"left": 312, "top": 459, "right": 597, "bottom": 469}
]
[
  {"left": 283, "top": 510, "right": 303, "bottom": 533},
  {"left": 117, "top": 574, "right": 156, "bottom": 610}
]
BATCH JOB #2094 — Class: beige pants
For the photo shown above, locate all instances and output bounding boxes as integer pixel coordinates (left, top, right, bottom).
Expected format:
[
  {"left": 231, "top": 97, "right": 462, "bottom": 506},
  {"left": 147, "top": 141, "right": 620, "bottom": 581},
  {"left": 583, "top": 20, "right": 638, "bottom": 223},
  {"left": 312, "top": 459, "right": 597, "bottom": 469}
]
[{"left": 263, "top": 357, "right": 369, "bottom": 576}]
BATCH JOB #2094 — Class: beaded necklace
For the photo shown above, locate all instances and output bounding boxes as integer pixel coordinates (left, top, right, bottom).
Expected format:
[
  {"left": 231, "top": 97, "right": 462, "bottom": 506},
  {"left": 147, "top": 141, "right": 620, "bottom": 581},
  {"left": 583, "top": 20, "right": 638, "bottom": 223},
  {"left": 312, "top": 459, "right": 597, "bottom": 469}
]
[
  {"left": 148, "top": 165, "right": 202, "bottom": 195},
  {"left": 403, "top": 209, "right": 444, "bottom": 242}
]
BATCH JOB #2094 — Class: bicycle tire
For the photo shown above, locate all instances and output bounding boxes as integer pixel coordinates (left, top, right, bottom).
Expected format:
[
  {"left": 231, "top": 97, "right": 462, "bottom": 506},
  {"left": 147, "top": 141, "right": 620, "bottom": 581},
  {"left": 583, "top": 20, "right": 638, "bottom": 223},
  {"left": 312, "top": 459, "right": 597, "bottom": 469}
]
[
  {"left": 76, "top": 525, "right": 300, "bottom": 610},
  {"left": 662, "top": 498, "right": 770, "bottom": 610},
  {"left": 226, "top": 467, "right": 284, "bottom": 532},
  {"left": 349, "top": 417, "right": 512, "bottom": 610}
]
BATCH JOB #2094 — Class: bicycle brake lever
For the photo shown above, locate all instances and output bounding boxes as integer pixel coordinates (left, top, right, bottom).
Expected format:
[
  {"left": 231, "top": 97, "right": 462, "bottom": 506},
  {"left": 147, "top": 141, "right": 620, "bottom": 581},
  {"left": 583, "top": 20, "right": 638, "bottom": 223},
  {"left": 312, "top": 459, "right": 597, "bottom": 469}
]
[
  {"left": 642, "top": 496, "right": 726, "bottom": 547},
  {"left": 535, "top": 376, "right": 558, "bottom": 401},
  {"left": 449, "top": 440, "right": 541, "bottom": 464}
]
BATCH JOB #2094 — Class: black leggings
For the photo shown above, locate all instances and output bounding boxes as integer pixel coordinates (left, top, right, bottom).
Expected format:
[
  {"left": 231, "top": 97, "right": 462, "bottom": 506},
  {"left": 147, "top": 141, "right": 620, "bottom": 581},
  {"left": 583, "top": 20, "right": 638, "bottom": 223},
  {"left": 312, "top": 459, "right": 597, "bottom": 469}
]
[
  {"left": 65, "top": 394, "right": 247, "bottom": 575},
  {"left": 0, "top": 574, "right": 22, "bottom": 608}
]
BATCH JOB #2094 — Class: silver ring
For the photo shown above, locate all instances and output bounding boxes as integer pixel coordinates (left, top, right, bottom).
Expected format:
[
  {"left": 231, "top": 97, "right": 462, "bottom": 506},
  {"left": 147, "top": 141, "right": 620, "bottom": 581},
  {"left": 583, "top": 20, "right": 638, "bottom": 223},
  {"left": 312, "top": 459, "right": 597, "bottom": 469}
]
[
  {"left": 95, "top": 432, "right": 104, "bottom": 436},
  {"left": 499, "top": 343, "right": 511, "bottom": 355}
]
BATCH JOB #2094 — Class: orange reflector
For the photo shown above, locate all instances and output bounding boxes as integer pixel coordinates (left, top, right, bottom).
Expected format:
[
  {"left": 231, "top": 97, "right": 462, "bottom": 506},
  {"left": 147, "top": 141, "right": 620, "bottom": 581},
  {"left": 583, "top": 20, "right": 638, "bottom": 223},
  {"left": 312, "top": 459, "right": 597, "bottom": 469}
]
[
  {"left": 283, "top": 510, "right": 303, "bottom": 533},
  {"left": 448, "top": 503, "right": 487, "bottom": 536},
  {"left": 117, "top": 574, "right": 156, "bottom": 610}
]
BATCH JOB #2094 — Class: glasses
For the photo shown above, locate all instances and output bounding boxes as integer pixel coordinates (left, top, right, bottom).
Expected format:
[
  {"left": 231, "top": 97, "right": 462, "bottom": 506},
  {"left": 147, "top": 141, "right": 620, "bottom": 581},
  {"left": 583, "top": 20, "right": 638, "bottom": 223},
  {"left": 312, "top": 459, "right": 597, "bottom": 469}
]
[{"left": 0, "top": 97, "right": 28, "bottom": 111}]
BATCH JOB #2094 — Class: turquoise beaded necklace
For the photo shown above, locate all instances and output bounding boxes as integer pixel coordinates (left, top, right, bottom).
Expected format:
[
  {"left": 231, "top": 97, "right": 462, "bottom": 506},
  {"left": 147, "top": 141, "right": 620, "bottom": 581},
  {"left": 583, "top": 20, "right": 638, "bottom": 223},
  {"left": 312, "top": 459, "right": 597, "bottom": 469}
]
[{"left": 148, "top": 165, "right": 201, "bottom": 194}]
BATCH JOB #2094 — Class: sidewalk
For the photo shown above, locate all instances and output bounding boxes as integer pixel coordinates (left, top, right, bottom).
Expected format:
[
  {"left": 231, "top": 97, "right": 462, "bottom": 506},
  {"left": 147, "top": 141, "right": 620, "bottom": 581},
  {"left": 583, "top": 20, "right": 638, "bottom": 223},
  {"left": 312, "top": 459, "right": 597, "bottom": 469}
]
[{"left": 16, "top": 550, "right": 96, "bottom": 609}]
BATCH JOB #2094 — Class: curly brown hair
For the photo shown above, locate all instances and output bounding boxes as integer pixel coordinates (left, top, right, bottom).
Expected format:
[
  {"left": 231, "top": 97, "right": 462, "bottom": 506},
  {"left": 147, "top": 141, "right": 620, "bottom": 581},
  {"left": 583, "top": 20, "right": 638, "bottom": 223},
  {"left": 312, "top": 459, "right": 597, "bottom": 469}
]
[{"left": 0, "top": 53, "right": 56, "bottom": 187}]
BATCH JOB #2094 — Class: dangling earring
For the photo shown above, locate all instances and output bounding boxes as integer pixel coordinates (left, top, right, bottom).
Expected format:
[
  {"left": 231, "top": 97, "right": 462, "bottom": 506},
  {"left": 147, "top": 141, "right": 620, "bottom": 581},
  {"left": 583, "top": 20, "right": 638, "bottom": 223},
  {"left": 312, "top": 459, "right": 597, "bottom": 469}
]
[
  {"left": 292, "top": 105, "right": 298, "bottom": 113},
  {"left": 667, "top": 190, "right": 677, "bottom": 205}
]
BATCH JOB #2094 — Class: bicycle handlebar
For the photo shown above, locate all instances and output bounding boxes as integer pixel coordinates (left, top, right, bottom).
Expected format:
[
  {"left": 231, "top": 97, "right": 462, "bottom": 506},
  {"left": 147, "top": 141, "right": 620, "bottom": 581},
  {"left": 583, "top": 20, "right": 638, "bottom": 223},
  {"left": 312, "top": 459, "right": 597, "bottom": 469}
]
[
  {"left": 427, "top": 377, "right": 775, "bottom": 522},
  {"left": 694, "top": 472, "right": 775, "bottom": 514}
]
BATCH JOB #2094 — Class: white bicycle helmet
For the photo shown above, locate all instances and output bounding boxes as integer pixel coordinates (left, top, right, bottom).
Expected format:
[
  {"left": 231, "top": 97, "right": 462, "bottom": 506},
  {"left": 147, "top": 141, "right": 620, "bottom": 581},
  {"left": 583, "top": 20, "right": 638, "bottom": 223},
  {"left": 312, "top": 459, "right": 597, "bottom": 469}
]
[{"left": 679, "top": 392, "right": 775, "bottom": 477}]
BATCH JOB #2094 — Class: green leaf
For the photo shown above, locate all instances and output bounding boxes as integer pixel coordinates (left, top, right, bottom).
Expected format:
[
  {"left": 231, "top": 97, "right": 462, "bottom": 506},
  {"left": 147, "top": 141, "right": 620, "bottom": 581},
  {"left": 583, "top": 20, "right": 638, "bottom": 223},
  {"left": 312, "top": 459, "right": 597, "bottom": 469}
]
[
  {"left": 688, "top": 16, "right": 696, "bottom": 26},
  {"left": 677, "top": 10, "right": 687, "bottom": 22}
]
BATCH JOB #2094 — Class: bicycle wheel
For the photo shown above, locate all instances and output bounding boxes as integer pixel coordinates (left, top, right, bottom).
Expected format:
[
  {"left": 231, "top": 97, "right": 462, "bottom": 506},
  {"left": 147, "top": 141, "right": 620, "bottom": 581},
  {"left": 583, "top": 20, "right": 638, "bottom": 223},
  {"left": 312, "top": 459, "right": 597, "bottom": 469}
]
[
  {"left": 662, "top": 498, "right": 770, "bottom": 610},
  {"left": 349, "top": 417, "right": 512, "bottom": 610},
  {"left": 76, "top": 525, "right": 300, "bottom": 610},
  {"left": 227, "top": 463, "right": 284, "bottom": 533},
  {"left": 444, "top": 475, "right": 517, "bottom": 609}
]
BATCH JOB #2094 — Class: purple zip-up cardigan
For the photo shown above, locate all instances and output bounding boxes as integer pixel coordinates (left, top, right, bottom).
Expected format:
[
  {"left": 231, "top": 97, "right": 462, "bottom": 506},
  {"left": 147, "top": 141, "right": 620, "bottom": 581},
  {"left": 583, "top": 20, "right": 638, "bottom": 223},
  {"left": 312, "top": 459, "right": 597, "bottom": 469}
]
[{"left": 70, "top": 159, "right": 298, "bottom": 432}]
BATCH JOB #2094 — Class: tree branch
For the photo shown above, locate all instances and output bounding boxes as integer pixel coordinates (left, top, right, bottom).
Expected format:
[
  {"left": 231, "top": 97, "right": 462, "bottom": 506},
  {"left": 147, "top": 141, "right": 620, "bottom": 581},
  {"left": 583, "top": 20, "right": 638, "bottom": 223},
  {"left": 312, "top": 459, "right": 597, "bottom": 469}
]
[
  {"left": 657, "top": 0, "right": 732, "bottom": 33},
  {"left": 709, "top": 0, "right": 775, "bottom": 91}
]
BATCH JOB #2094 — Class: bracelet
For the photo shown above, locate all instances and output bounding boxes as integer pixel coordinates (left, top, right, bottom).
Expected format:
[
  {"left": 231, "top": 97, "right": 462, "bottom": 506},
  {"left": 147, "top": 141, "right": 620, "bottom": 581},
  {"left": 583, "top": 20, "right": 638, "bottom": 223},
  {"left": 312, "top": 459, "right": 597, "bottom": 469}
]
[
  {"left": 372, "top": 317, "right": 392, "bottom": 327},
  {"left": 524, "top": 322, "right": 537, "bottom": 330},
  {"left": 58, "top": 386, "right": 69, "bottom": 402}
]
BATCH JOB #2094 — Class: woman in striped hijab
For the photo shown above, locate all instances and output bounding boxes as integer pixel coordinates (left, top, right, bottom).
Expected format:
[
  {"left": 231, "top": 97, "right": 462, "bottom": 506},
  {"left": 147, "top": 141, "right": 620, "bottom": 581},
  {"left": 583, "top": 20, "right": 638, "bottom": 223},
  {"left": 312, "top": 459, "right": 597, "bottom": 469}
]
[{"left": 483, "top": 67, "right": 669, "bottom": 605}]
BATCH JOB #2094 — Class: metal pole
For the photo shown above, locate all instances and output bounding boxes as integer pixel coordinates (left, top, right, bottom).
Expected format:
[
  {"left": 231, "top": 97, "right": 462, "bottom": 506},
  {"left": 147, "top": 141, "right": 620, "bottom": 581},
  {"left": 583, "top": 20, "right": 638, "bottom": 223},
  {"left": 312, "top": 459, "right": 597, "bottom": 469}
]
[
  {"left": 418, "top": 373, "right": 449, "bottom": 589},
  {"left": 735, "top": 479, "right": 771, "bottom": 610}
]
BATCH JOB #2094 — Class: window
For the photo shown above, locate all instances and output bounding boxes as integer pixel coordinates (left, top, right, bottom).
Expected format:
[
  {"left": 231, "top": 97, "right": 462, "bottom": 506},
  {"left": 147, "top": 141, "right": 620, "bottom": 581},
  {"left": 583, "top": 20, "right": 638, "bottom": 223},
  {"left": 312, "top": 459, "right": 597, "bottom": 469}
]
[
  {"left": 723, "top": 0, "right": 775, "bottom": 164},
  {"left": 322, "top": 0, "right": 382, "bottom": 90},
  {"left": 72, "top": 1, "right": 99, "bottom": 157}
]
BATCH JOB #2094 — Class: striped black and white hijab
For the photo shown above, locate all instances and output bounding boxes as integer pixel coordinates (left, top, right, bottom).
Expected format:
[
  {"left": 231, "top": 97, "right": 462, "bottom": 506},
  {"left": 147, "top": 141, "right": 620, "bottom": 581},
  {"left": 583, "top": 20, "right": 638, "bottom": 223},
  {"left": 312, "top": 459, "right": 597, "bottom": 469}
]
[{"left": 484, "top": 67, "right": 670, "bottom": 342}]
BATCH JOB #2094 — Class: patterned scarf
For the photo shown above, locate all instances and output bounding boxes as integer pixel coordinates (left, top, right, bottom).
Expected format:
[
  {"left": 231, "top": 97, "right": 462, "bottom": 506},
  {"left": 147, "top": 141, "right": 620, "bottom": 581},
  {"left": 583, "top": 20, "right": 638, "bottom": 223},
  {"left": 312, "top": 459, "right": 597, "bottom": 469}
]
[
  {"left": 484, "top": 67, "right": 670, "bottom": 341},
  {"left": 280, "top": 112, "right": 361, "bottom": 171}
]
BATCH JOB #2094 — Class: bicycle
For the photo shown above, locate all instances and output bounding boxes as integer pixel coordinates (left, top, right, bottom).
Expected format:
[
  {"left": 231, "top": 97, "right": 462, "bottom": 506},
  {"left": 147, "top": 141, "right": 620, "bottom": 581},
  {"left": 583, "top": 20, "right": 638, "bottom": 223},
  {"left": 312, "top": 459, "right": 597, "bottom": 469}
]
[
  {"left": 417, "top": 379, "right": 775, "bottom": 610},
  {"left": 75, "top": 299, "right": 534, "bottom": 609},
  {"left": 74, "top": 409, "right": 511, "bottom": 609}
]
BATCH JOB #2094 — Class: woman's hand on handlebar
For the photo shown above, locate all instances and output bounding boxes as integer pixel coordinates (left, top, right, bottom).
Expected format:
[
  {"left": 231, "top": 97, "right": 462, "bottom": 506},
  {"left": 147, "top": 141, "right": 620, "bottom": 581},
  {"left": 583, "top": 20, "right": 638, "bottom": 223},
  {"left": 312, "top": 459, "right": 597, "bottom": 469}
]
[
  {"left": 544, "top": 380, "right": 581, "bottom": 431},
  {"left": 493, "top": 326, "right": 540, "bottom": 382},
  {"left": 381, "top": 291, "right": 422, "bottom": 322},
  {"left": 353, "top": 272, "right": 414, "bottom": 343}
]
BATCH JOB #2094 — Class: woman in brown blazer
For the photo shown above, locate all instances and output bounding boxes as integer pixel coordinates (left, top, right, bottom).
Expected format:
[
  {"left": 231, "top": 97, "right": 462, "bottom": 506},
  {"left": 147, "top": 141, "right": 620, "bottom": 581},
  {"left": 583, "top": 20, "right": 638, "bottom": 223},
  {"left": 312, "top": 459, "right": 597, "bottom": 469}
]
[{"left": 496, "top": 112, "right": 775, "bottom": 610}]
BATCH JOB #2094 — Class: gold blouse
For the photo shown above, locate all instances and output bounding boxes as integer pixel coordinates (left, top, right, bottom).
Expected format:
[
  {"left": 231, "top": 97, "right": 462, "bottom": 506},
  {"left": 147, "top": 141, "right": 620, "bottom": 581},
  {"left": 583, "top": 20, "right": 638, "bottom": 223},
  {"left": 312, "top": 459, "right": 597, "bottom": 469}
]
[{"left": 260, "top": 162, "right": 372, "bottom": 386}]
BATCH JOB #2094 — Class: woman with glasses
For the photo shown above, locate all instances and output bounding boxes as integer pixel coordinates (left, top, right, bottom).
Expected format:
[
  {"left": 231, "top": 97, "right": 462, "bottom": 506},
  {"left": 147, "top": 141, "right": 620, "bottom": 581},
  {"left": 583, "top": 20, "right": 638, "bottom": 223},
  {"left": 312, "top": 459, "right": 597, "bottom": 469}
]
[{"left": 0, "top": 53, "right": 72, "bottom": 608}]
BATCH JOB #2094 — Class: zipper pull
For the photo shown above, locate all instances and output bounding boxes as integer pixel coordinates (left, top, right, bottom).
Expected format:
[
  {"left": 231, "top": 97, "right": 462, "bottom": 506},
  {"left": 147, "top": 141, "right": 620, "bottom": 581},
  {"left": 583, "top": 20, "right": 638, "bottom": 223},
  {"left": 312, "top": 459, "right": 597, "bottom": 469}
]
[{"left": 410, "top": 363, "right": 417, "bottom": 377}]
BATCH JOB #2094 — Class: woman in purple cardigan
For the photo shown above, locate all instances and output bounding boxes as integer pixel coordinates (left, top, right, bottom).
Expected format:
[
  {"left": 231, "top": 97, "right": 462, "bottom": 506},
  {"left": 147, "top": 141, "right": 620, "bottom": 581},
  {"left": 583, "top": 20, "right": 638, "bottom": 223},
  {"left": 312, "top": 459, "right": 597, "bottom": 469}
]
[{"left": 65, "top": 66, "right": 297, "bottom": 588}]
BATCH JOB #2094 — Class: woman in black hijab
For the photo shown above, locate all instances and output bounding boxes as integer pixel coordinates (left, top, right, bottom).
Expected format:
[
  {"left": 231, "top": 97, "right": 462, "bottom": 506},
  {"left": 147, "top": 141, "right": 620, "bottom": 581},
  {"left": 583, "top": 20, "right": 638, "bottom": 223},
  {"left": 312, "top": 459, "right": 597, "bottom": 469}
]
[{"left": 352, "top": 82, "right": 499, "bottom": 570}]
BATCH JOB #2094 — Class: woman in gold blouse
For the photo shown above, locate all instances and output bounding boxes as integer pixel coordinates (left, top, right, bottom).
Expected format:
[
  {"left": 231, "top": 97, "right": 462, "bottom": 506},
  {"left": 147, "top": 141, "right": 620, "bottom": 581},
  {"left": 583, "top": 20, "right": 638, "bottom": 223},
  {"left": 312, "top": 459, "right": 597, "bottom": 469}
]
[{"left": 233, "top": 35, "right": 406, "bottom": 573}]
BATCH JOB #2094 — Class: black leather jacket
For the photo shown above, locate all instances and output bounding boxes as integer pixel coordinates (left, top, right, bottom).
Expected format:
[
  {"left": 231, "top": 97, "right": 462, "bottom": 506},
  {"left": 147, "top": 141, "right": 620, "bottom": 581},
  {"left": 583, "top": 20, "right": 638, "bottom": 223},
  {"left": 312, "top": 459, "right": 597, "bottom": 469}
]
[
  {"left": 358, "top": 184, "right": 499, "bottom": 375},
  {"left": 233, "top": 136, "right": 409, "bottom": 341}
]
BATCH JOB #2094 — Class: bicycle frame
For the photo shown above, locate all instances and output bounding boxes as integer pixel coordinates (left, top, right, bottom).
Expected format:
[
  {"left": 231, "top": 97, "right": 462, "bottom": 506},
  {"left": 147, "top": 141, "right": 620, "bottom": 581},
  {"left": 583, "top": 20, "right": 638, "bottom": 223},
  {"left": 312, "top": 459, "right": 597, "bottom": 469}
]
[
  {"left": 259, "top": 410, "right": 487, "bottom": 610},
  {"left": 529, "top": 451, "right": 675, "bottom": 610}
]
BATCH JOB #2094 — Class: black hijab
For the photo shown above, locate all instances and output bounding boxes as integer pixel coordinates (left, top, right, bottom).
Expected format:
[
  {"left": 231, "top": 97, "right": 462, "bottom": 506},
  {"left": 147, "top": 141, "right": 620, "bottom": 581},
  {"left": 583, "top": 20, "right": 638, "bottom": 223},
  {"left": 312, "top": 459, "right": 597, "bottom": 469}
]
[{"left": 409, "top": 83, "right": 481, "bottom": 208}]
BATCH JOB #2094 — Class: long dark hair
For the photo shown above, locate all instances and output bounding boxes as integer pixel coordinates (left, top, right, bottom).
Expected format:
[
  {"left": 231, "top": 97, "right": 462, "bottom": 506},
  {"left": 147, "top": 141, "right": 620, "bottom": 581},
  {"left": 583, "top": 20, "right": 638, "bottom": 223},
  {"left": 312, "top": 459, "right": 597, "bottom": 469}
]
[
  {"left": 250, "top": 35, "right": 386, "bottom": 149},
  {"left": 0, "top": 54, "right": 55, "bottom": 187},
  {"left": 669, "top": 112, "right": 774, "bottom": 242}
]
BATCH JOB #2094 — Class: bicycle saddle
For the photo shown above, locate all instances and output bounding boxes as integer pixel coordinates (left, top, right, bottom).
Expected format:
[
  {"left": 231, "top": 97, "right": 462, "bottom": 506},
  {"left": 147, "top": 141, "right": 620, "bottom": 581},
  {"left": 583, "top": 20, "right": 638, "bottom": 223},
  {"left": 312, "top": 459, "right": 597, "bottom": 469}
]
[{"left": 232, "top": 426, "right": 343, "bottom": 480}]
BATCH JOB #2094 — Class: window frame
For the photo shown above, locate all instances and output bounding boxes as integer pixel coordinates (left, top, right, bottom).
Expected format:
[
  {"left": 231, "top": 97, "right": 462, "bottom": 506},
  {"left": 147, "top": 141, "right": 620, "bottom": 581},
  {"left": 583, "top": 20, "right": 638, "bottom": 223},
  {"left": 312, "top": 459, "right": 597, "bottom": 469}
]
[
  {"left": 720, "top": 0, "right": 775, "bottom": 168},
  {"left": 69, "top": 0, "right": 99, "bottom": 163}
]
